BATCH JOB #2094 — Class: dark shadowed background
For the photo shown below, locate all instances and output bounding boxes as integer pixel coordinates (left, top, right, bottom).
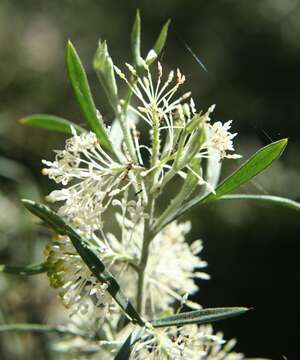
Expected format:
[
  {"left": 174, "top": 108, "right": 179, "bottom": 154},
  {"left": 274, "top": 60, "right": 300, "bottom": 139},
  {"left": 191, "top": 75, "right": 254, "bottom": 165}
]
[{"left": 0, "top": 1, "right": 299, "bottom": 359}]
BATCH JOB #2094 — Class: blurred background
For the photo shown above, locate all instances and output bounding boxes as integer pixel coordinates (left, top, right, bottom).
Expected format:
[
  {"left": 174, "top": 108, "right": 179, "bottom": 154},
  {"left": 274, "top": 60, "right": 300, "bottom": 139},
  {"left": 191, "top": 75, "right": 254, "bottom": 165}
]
[{"left": 0, "top": 0, "right": 300, "bottom": 359}]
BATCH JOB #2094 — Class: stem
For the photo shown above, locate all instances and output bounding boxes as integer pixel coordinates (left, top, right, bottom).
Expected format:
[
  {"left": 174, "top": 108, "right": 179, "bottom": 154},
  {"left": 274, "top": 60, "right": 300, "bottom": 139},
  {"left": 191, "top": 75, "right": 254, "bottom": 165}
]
[
  {"left": 136, "top": 236, "right": 151, "bottom": 314},
  {"left": 150, "top": 109, "right": 160, "bottom": 171},
  {"left": 0, "top": 323, "right": 88, "bottom": 338},
  {"left": 136, "top": 197, "right": 155, "bottom": 315},
  {"left": 136, "top": 108, "right": 162, "bottom": 314}
]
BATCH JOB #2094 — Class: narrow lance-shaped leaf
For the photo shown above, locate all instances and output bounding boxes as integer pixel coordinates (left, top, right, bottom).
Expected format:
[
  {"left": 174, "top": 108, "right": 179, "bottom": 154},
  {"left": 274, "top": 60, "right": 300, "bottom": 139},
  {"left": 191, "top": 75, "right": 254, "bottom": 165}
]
[
  {"left": 0, "top": 262, "right": 47, "bottom": 276},
  {"left": 154, "top": 139, "right": 288, "bottom": 233},
  {"left": 219, "top": 194, "right": 300, "bottom": 212},
  {"left": 114, "top": 328, "right": 143, "bottom": 360},
  {"left": 22, "top": 199, "right": 144, "bottom": 327},
  {"left": 19, "top": 114, "right": 85, "bottom": 135},
  {"left": 204, "top": 139, "right": 288, "bottom": 201},
  {"left": 0, "top": 323, "right": 87, "bottom": 338},
  {"left": 93, "top": 40, "right": 119, "bottom": 112},
  {"left": 114, "top": 307, "right": 248, "bottom": 358},
  {"left": 146, "top": 19, "right": 171, "bottom": 65},
  {"left": 131, "top": 9, "right": 143, "bottom": 67},
  {"left": 150, "top": 307, "right": 248, "bottom": 328},
  {"left": 66, "top": 41, "right": 114, "bottom": 152}
]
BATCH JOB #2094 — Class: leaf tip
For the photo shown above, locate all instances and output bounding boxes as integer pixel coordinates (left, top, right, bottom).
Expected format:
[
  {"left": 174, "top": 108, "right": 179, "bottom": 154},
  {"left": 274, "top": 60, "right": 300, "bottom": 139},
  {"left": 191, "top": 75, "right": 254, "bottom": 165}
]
[
  {"left": 281, "top": 138, "right": 288, "bottom": 145},
  {"left": 240, "top": 306, "right": 250, "bottom": 312},
  {"left": 18, "top": 117, "right": 26, "bottom": 125},
  {"left": 66, "top": 40, "right": 76, "bottom": 58},
  {"left": 135, "top": 8, "right": 141, "bottom": 19},
  {"left": 67, "top": 39, "right": 73, "bottom": 48},
  {"left": 232, "top": 306, "right": 250, "bottom": 316},
  {"left": 21, "top": 198, "right": 34, "bottom": 208},
  {"left": 165, "top": 19, "right": 171, "bottom": 27},
  {"left": 276, "top": 138, "right": 288, "bottom": 156}
]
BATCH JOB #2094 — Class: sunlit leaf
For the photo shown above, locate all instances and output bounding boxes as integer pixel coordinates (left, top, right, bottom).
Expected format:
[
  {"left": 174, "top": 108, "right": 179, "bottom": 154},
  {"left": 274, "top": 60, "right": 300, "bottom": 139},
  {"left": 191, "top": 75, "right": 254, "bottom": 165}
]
[
  {"left": 131, "top": 9, "right": 143, "bottom": 67},
  {"left": 150, "top": 307, "right": 248, "bottom": 328},
  {"left": 146, "top": 19, "right": 171, "bottom": 65},
  {"left": 203, "top": 139, "right": 288, "bottom": 201},
  {"left": 93, "top": 40, "right": 119, "bottom": 112},
  {"left": 154, "top": 139, "right": 288, "bottom": 233},
  {"left": 19, "top": 114, "right": 85, "bottom": 135},
  {"left": 66, "top": 41, "right": 113, "bottom": 152}
]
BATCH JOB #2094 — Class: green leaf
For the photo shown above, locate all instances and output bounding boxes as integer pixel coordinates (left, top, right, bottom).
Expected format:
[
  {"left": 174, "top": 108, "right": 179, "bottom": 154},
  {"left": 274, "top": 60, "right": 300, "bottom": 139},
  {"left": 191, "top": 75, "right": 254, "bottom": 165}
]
[
  {"left": 0, "top": 323, "right": 87, "bottom": 338},
  {"left": 114, "top": 328, "right": 143, "bottom": 360},
  {"left": 114, "top": 307, "right": 248, "bottom": 357},
  {"left": 154, "top": 139, "right": 288, "bottom": 233},
  {"left": 0, "top": 262, "right": 47, "bottom": 276},
  {"left": 204, "top": 139, "right": 288, "bottom": 201},
  {"left": 93, "top": 40, "right": 119, "bottom": 112},
  {"left": 146, "top": 19, "right": 171, "bottom": 65},
  {"left": 131, "top": 10, "right": 143, "bottom": 67},
  {"left": 219, "top": 194, "right": 300, "bottom": 212},
  {"left": 66, "top": 41, "right": 113, "bottom": 152},
  {"left": 19, "top": 114, "right": 85, "bottom": 135},
  {"left": 22, "top": 199, "right": 144, "bottom": 327},
  {"left": 150, "top": 307, "right": 248, "bottom": 328}
]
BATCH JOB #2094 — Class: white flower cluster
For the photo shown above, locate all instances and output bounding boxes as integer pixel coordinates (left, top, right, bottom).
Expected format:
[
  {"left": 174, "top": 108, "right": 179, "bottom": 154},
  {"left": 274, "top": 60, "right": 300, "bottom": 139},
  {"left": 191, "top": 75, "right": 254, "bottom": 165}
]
[
  {"left": 42, "top": 130, "right": 132, "bottom": 233},
  {"left": 145, "top": 221, "right": 209, "bottom": 312},
  {"left": 132, "top": 324, "right": 244, "bottom": 360},
  {"left": 116, "top": 62, "right": 241, "bottom": 163},
  {"left": 107, "top": 206, "right": 209, "bottom": 315},
  {"left": 45, "top": 235, "right": 111, "bottom": 321},
  {"left": 42, "top": 62, "right": 244, "bottom": 359}
]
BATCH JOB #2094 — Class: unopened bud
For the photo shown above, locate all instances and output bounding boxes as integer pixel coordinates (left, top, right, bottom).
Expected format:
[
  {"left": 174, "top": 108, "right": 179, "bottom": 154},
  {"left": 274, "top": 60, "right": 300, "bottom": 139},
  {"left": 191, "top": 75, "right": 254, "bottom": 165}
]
[
  {"left": 157, "top": 61, "right": 163, "bottom": 77},
  {"left": 168, "top": 70, "right": 174, "bottom": 83},
  {"left": 125, "top": 63, "right": 137, "bottom": 76},
  {"left": 143, "top": 76, "right": 150, "bottom": 89}
]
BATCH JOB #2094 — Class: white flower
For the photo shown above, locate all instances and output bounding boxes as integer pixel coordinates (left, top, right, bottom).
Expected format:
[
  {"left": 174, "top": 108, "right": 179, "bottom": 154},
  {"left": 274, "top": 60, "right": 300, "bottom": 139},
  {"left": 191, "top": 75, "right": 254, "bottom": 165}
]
[
  {"left": 115, "top": 62, "right": 240, "bottom": 193},
  {"left": 115, "top": 62, "right": 190, "bottom": 127},
  {"left": 204, "top": 119, "right": 242, "bottom": 160},
  {"left": 115, "top": 62, "right": 192, "bottom": 164},
  {"left": 42, "top": 131, "right": 135, "bottom": 232},
  {"left": 132, "top": 324, "right": 245, "bottom": 360},
  {"left": 180, "top": 104, "right": 241, "bottom": 162},
  {"left": 45, "top": 235, "right": 111, "bottom": 321},
  {"left": 107, "top": 203, "right": 208, "bottom": 315},
  {"left": 145, "top": 222, "right": 209, "bottom": 311}
]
